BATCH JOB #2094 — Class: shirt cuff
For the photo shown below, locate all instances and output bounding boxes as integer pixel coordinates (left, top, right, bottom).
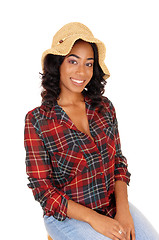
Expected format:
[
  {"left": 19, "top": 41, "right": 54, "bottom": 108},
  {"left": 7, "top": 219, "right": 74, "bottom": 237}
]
[
  {"left": 114, "top": 164, "right": 131, "bottom": 186},
  {"left": 44, "top": 194, "right": 70, "bottom": 221}
]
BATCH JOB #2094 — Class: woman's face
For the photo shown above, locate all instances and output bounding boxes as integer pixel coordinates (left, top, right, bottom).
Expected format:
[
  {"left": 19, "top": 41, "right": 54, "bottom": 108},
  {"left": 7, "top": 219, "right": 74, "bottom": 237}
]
[{"left": 59, "top": 40, "right": 94, "bottom": 95}]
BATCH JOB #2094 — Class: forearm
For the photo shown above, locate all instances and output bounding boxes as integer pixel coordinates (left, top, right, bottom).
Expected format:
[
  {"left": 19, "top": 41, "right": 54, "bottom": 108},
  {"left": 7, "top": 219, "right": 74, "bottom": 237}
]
[
  {"left": 114, "top": 180, "right": 129, "bottom": 213},
  {"left": 67, "top": 199, "right": 96, "bottom": 223},
  {"left": 114, "top": 181, "right": 136, "bottom": 239}
]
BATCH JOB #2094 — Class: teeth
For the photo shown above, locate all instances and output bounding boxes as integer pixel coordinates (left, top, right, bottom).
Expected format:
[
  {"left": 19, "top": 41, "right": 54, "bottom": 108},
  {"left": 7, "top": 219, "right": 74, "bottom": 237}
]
[{"left": 71, "top": 78, "right": 84, "bottom": 83}]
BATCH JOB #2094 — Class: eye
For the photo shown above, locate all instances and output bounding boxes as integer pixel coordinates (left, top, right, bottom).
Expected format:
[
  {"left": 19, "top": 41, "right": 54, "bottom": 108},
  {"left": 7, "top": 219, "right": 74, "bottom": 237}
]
[
  {"left": 68, "top": 59, "right": 78, "bottom": 65},
  {"left": 86, "top": 62, "right": 93, "bottom": 67}
]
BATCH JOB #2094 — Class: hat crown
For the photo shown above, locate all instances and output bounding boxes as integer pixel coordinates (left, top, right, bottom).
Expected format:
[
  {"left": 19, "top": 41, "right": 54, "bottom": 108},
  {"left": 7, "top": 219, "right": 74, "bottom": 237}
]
[{"left": 52, "top": 22, "right": 94, "bottom": 47}]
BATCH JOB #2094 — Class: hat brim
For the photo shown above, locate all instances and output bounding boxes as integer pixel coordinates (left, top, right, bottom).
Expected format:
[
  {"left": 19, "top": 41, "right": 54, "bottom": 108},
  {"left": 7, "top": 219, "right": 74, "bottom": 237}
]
[{"left": 41, "top": 34, "right": 110, "bottom": 80}]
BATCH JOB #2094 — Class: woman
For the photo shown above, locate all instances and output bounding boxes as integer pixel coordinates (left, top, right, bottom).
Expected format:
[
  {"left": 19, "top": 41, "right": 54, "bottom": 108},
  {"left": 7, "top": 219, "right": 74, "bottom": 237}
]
[{"left": 24, "top": 22, "right": 159, "bottom": 240}]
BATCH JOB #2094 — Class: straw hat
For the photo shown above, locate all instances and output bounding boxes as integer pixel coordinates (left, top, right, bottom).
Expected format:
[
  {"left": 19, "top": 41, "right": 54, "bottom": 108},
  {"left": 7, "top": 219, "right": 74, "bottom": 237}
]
[{"left": 41, "top": 22, "right": 110, "bottom": 79}]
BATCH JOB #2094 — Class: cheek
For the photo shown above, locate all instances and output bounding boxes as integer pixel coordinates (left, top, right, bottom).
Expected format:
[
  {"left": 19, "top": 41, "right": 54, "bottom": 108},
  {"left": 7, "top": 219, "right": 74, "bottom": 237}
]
[
  {"left": 87, "top": 68, "right": 93, "bottom": 80},
  {"left": 60, "top": 64, "right": 70, "bottom": 80}
]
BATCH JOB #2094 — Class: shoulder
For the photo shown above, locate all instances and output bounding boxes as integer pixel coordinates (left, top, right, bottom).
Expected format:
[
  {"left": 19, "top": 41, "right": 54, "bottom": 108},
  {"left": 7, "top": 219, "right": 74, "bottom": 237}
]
[
  {"left": 25, "top": 103, "right": 56, "bottom": 123},
  {"left": 101, "top": 96, "right": 115, "bottom": 112},
  {"left": 99, "top": 96, "right": 117, "bottom": 122},
  {"left": 25, "top": 106, "right": 41, "bottom": 121}
]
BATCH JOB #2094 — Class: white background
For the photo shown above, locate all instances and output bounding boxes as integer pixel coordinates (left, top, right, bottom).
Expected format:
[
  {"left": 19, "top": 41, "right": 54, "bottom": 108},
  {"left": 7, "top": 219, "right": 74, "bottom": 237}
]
[{"left": 1, "top": 0, "right": 159, "bottom": 239}]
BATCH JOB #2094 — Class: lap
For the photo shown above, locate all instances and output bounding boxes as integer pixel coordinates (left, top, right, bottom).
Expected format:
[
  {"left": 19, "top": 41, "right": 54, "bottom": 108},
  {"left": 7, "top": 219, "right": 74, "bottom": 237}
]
[
  {"left": 44, "top": 215, "right": 110, "bottom": 240},
  {"left": 44, "top": 203, "right": 159, "bottom": 240}
]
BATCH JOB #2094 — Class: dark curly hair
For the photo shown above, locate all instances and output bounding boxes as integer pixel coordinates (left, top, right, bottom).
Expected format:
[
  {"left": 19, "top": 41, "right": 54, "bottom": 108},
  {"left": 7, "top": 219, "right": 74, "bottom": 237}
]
[{"left": 41, "top": 40, "right": 107, "bottom": 112}]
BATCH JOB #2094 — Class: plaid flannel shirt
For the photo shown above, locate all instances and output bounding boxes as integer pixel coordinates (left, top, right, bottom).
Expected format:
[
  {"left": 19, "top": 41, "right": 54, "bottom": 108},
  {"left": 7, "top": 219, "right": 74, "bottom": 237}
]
[{"left": 24, "top": 96, "right": 130, "bottom": 221}]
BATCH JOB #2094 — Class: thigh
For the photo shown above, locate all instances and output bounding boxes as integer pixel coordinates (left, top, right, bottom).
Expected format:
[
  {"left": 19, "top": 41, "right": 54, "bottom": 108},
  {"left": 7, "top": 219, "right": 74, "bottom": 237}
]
[
  {"left": 129, "top": 203, "right": 159, "bottom": 240},
  {"left": 44, "top": 215, "right": 111, "bottom": 240}
]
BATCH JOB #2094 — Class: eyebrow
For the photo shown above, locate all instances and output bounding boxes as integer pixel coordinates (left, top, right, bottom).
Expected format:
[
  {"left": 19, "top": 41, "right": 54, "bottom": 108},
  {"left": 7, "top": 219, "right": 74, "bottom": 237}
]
[{"left": 67, "top": 54, "right": 94, "bottom": 60}]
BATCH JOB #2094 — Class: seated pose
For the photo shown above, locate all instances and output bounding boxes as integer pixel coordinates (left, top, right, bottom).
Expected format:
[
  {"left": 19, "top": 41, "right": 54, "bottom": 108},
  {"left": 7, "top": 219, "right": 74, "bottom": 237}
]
[{"left": 24, "top": 22, "right": 159, "bottom": 240}]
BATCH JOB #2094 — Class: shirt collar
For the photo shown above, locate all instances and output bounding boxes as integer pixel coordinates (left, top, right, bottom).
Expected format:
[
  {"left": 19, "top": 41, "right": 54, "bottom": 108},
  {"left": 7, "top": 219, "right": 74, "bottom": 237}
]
[{"left": 39, "top": 96, "right": 96, "bottom": 129}]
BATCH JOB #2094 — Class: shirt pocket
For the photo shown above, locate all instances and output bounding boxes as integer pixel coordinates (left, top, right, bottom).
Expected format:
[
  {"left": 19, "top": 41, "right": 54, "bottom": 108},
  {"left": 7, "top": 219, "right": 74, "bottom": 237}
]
[{"left": 51, "top": 144, "right": 88, "bottom": 187}]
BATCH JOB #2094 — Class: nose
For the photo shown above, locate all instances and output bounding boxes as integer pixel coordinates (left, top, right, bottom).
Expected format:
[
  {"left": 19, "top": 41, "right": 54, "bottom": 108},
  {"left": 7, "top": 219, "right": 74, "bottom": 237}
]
[{"left": 76, "top": 64, "right": 85, "bottom": 76}]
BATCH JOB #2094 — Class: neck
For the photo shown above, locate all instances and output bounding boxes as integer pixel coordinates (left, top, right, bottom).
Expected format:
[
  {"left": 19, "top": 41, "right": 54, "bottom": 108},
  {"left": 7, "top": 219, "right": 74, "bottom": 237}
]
[{"left": 58, "top": 91, "right": 84, "bottom": 106}]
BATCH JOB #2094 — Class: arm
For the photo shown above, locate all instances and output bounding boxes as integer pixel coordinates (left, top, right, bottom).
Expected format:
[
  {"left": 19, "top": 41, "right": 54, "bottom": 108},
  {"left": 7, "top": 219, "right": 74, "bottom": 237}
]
[
  {"left": 108, "top": 101, "right": 135, "bottom": 239},
  {"left": 24, "top": 111, "right": 70, "bottom": 221},
  {"left": 111, "top": 102, "right": 135, "bottom": 239}
]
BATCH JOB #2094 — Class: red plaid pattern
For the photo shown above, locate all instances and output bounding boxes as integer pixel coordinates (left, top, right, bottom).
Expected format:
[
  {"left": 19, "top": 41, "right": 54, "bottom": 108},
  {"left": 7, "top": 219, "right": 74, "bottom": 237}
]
[{"left": 24, "top": 96, "right": 130, "bottom": 221}]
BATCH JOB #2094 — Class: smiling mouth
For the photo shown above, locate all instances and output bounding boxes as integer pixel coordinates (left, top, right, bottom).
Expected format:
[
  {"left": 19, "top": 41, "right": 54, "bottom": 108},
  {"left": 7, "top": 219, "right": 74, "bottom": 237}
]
[{"left": 70, "top": 77, "right": 85, "bottom": 86}]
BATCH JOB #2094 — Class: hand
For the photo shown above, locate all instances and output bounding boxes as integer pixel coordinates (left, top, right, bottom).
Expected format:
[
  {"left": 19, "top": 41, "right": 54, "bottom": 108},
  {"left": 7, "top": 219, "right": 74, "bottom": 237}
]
[
  {"left": 88, "top": 211, "right": 127, "bottom": 240},
  {"left": 114, "top": 210, "right": 135, "bottom": 240}
]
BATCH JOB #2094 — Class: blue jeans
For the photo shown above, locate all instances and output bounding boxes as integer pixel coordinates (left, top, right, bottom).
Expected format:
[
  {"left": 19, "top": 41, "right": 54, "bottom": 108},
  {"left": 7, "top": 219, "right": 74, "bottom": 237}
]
[{"left": 44, "top": 203, "right": 159, "bottom": 240}]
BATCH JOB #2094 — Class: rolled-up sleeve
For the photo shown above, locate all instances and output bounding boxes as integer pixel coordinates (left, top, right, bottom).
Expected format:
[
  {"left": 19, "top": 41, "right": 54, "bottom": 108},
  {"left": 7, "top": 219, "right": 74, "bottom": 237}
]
[
  {"left": 24, "top": 111, "right": 70, "bottom": 221},
  {"left": 109, "top": 102, "right": 131, "bottom": 185}
]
